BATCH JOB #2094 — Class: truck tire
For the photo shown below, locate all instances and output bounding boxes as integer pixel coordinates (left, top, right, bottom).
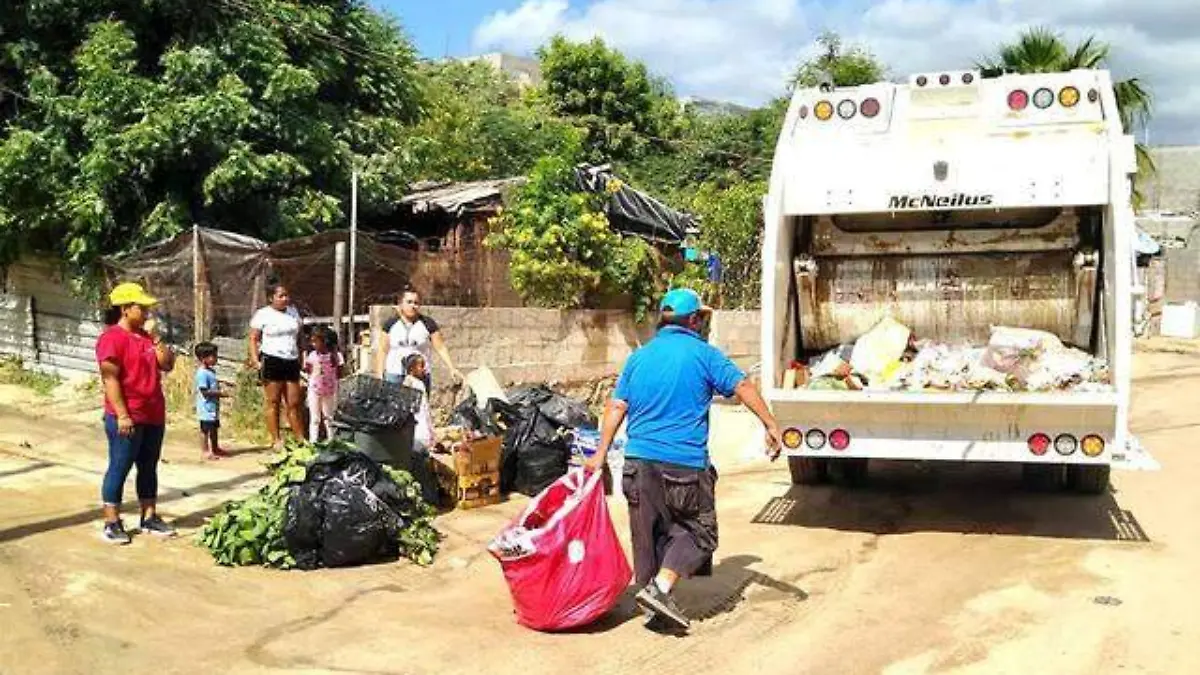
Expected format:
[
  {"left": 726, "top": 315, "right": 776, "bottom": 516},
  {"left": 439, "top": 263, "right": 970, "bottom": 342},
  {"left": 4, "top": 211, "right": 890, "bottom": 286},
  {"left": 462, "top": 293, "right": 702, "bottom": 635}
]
[
  {"left": 1066, "top": 465, "right": 1110, "bottom": 495},
  {"left": 788, "top": 456, "right": 828, "bottom": 485},
  {"left": 1021, "top": 463, "right": 1065, "bottom": 492},
  {"left": 830, "top": 458, "right": 869, "bottom": 487}
]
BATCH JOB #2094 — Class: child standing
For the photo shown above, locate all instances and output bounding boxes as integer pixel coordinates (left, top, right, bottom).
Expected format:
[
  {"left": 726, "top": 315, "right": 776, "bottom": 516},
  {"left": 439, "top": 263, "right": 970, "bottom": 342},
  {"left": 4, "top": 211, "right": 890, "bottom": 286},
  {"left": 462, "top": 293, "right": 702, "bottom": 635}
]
[
  {"left": 304, "top": 327, "right": 344, "bottom": 442},
  {"left": 194, "top": 342, "right": 229, "bottom": 460},
  {"left": 402, "top": 353, "right": 435, "bottom": 453}
]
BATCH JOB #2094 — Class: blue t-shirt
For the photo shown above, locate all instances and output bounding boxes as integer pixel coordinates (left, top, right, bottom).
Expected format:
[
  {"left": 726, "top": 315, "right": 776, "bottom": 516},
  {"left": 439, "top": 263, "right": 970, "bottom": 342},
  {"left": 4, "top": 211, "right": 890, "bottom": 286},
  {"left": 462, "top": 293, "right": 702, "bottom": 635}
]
[
  {"left": 195, "top": 367, "right": 219, "bottom": 422},
  {"left": 614, "top": 326, "right": 746, "bottom": 469}
]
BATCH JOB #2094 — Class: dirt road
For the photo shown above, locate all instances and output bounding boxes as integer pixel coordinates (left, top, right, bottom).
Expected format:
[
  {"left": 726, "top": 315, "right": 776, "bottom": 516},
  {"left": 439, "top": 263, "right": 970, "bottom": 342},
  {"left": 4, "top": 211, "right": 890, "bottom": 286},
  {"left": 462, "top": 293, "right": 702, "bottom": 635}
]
[{"left": 2, "top": 348, "right": 1198, "bottom": 675}]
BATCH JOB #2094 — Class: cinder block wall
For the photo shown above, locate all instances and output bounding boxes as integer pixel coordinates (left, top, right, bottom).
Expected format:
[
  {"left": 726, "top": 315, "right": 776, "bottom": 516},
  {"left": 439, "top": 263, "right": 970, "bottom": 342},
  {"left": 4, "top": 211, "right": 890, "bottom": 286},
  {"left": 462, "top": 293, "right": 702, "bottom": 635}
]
[{"left": 369, "top": 305, "right": 762, "bottom": 386}]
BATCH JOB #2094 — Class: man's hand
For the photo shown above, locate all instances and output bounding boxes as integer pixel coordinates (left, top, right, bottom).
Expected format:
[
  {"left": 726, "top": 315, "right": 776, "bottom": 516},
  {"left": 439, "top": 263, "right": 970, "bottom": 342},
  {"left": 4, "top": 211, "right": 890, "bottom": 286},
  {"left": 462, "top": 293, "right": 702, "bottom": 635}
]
[
  {"left": 584, "top": 452, "right": 607, "bottom": 473},
  {"left": 117, "top": 414, "right": 135, "bottom": 437},
  {"left": 764, "top": 422, "right": 783, "bottom": 461},
  {"left": 450, "top": 368, "right": 466, "bottom": 386}
]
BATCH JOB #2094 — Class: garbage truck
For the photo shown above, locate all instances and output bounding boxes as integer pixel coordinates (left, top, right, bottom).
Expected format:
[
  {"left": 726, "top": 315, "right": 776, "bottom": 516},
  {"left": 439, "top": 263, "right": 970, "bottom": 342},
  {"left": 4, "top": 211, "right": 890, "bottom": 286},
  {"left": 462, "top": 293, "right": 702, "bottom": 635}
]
[{"left": 760, "top": 68, "right": 1157, "bottom": 494}]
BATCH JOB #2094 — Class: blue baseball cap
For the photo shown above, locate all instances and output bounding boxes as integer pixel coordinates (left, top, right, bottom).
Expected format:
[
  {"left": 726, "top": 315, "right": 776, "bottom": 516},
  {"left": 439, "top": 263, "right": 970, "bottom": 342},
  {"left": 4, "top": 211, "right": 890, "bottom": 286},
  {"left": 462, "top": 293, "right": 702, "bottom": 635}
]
[{"left": 659, "top": 288, "right": 713, "bottom": 318}]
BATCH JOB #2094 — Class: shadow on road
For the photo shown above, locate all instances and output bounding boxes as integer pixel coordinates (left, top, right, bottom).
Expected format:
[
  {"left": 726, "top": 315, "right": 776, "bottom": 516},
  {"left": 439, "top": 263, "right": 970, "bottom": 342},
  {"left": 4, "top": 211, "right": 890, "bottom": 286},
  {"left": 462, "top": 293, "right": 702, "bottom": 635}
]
[
  {"left": 751, "top": 461, "right": 1150, "bottom": 542},
  {"left": 0, "top": 469, "right": 270, "bottom": 544}
]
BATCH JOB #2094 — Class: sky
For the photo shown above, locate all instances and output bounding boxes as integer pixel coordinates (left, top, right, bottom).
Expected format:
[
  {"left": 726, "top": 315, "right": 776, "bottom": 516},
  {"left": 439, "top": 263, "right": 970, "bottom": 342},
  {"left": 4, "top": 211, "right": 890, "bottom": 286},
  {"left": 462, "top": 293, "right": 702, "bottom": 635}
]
[{"left": 372, "top": 0, "right": 1199, "bottom": 145}]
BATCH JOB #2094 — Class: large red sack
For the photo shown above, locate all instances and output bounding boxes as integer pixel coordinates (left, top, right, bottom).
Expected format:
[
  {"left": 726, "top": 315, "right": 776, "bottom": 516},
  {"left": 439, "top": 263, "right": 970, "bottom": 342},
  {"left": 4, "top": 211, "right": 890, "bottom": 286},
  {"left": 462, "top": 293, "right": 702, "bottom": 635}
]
[{"left": 488, "top": 467, "right": 632, "bottom": 631}]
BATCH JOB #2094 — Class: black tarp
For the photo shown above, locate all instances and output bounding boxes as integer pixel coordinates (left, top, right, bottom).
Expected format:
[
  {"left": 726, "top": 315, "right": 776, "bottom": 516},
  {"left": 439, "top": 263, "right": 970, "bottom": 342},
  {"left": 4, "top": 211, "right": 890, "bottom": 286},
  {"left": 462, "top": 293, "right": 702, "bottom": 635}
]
[{"left": 575, "top": 164, "right": 694, "bottom": 245}]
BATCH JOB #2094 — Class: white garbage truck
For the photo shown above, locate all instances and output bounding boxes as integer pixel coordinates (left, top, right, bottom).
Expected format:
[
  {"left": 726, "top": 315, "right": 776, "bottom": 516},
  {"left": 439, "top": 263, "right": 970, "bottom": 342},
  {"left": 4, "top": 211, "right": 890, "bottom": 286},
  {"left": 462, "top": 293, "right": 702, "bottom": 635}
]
[{"left": 761, "top": 69, "right": 1157, "bottom": 493}]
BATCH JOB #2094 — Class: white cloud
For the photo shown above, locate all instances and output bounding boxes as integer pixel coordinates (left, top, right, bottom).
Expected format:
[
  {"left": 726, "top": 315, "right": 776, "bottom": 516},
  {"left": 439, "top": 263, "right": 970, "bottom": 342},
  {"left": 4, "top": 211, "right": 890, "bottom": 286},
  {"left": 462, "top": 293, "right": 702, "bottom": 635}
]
[{"left": 472, "top": 0, "right": 1200, "bottom": 144}]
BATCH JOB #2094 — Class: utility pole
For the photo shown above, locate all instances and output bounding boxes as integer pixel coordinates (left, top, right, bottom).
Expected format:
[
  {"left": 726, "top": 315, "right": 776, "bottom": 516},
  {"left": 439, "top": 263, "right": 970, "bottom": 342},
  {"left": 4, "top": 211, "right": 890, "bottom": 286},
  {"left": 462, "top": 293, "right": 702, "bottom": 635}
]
[
  {"left": 348, "top": 169, "right": 359, "bottom": 360},
  {"left": 333, "top": 241, "right": 346, "bottom": 350}
]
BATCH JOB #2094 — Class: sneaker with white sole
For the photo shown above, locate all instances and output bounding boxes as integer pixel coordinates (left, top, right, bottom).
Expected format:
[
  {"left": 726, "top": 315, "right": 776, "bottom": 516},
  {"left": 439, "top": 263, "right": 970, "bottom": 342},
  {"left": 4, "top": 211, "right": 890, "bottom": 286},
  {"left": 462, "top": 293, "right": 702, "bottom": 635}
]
[
  {"left": 635, "top": 583, "right": 690, "bottom": 631},
  {"left": 139, "top": 515, "right": 176, "bottom": 538},
  {"left": 101, "top": 520, "right": 132, "bottom": 545}
]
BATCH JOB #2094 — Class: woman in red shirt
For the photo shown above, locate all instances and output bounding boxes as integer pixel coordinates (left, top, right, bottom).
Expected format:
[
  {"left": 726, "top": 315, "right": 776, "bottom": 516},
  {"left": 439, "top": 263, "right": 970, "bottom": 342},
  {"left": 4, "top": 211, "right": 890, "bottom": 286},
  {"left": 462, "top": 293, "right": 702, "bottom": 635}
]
[{"left": 95, "top": 283, "right": 177, "bottom": 545}]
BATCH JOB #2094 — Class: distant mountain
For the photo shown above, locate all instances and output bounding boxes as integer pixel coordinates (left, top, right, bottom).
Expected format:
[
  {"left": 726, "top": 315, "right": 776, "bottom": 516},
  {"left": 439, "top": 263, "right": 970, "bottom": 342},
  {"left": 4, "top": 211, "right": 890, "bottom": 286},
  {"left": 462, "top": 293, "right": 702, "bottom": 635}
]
[{"left": 679, "top": 96, "right": 752, "bottom": 117}]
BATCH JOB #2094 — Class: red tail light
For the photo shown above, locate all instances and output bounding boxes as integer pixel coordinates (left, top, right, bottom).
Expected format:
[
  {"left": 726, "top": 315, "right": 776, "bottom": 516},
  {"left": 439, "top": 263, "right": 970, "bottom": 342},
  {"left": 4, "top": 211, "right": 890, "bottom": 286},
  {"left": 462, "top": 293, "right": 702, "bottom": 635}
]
[
  {"left": 861, "top": 98, "right": 881, "bottom": 118},
  {"left": 1027, "top": 433, "right": 1051, "bottom": 456},
  {"left": 829, "top": 429, "right": 851, "bottom": 451},
  {"left": 1007, "top": 89, "right": 1029, "bottom": 111},
  {"left": 938, "top": 74, "right": 951, "bottom": 86}
]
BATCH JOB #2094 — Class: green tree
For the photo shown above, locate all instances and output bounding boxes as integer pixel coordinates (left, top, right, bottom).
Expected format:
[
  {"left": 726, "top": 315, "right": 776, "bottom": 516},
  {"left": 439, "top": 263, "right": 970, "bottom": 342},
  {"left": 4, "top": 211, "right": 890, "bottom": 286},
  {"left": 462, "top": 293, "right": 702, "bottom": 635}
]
[
  {"left": 0, "top": 0, "right": 421, "bottom": 266},
  {"left": 536, "top": 35, "right": 680, "bottom": 162},
  {"left": 793, "top": 31, "right": 886, "bottom": 89},
  {"left": 486, "top": 148, "right": 661, "bottom": 316},
  {"left": 978, "top": 27, "right": 1155, "bottom": 204},
  {"left": 407, "top": 60, "right": 580, "bottom": 182},
  {"left": 689, "top": 179, "right": 767, "bottom": 309}
]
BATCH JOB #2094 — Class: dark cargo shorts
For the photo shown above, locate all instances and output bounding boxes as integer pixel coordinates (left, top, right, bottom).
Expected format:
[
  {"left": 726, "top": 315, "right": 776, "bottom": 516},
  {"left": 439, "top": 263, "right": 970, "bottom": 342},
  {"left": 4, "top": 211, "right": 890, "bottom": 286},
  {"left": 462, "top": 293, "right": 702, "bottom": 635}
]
[{"left": 622, "top": 458, "right": 718, "bottom": 587}]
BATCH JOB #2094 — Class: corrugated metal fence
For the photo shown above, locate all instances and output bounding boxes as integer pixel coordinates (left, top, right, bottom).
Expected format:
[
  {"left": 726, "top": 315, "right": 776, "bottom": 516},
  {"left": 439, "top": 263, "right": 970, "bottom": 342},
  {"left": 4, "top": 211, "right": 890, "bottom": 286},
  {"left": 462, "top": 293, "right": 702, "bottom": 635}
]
[{"left": 0, "top": 258, "right": 106, "bottom": 379}]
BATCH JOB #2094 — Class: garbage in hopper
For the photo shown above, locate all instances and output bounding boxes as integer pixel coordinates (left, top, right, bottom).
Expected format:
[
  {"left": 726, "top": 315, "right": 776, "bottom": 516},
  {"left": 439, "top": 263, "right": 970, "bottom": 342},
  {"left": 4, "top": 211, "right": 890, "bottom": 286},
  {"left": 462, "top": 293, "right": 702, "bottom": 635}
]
[{"left": 799, "top": 319, "right": 1112, "bottom": 393}]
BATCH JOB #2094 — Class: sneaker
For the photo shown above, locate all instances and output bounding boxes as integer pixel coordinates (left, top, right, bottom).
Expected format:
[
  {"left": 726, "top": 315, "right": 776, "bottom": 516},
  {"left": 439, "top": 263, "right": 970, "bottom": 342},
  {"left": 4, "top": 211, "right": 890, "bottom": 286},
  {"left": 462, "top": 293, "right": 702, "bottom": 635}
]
[
  {"left": 101, "top": 520, "right": 132, "bottom": 545},
  {"left": 635, "top": 583, "right": 690, "bottom": 632},
  {"left": 139, "top": 515, "right": 177, "bottom": 538}
]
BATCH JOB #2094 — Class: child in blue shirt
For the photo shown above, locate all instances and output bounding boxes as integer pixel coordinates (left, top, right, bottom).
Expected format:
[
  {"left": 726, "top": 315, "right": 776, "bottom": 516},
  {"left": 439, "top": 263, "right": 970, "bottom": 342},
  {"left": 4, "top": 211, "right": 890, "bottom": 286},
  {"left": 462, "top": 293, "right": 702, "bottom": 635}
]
[{"left": 194, "top": 342, "right": 229, "bottom": 460}]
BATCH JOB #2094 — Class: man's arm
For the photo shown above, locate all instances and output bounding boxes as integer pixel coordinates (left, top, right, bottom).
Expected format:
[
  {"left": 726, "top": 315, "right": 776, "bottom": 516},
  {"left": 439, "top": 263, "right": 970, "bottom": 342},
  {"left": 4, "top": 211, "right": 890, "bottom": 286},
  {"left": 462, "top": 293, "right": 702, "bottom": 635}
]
[
  {"left": 734, "top": 378, "right": 783, "bottom": 460},
  {"left": 154, "top": 338, "right": 175, "bottom": 372},
  {"left": 585, "top": 397, "right": 628, "bottom": 472}
]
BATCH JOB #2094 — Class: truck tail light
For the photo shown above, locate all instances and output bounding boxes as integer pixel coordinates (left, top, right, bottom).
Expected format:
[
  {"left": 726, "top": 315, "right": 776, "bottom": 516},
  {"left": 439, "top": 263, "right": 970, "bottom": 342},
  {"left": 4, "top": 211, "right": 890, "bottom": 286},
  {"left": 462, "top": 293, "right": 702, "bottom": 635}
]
[
  {"left": 1028, "top": 433, "right": 1051, "bottom": 456},
  {"left": 1059, "top": 86, "right": 1080, "bottom": 107},
  {"left": 1032, "top": 87, "right": 1055, "bottom": 109},
  {"left": 798, "top": 104, "right": 809, "bottom": 119},
  {"left": 837, "top": 99, "right": 856, "bottom": 119},
  {"left": 782, "top": 428, "right": 803, "bottom": 449},
  {"left": 805, "top": 429, "right": 827, "bottom": 450},
  {"left": 1054, "top": 434, "right": 1078, "bottom": 456},
  {"left": 938, "top": 73, "right": 951, "bottom": 86},
  {"left": 829, "top": 429, "right": 851, "bottom": 451},
  {"left": 1007, "top": 90, "right": 1029, "bottom": 111},
  {"left": 860, "top": 98, "right": 880, "bottom": 118},
  {"left": 1081, "top": 435, "right": 1106, "bottom": 457},
  {"left": 1087, "top": 89, "right": 1099, "bottom": 103},
  {"left": 814, "top": 100, "right": 833, "bottom": 121}
]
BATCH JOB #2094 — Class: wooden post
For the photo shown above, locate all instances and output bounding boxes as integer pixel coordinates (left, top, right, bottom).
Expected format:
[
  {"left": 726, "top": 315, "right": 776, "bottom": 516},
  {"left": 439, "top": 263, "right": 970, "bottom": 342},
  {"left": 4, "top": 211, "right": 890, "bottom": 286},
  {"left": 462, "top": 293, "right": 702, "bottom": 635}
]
[
  {"left": 333, "top": 241, "right": 346, "bottom": 347},
  {"left": 192, "top": 225, "right": 205, "bottom": 343}
]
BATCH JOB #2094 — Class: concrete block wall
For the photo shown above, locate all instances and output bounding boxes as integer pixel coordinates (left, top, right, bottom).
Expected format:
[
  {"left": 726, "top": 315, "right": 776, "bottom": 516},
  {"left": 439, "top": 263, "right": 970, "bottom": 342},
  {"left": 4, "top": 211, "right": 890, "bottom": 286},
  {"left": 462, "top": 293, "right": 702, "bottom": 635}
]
[{"left": 369, "top": 305, "right": 763, "bottom": 386}]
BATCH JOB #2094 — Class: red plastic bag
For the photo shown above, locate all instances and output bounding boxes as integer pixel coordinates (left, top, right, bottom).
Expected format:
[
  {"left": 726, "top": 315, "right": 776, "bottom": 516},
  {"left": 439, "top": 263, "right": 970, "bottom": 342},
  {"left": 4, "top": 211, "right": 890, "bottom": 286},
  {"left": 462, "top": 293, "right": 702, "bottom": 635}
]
[{"left": 488, "top": 468, "right": 632, "bottom": 631}]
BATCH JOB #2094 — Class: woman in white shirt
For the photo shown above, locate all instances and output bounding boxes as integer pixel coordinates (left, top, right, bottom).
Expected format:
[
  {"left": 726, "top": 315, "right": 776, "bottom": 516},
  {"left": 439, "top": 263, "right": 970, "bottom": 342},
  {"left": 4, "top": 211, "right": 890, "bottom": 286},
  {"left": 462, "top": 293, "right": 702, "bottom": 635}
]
[
  {"left": 249, "top": 283, "right": 305, "bottom": 448},
  {"left": 377, "top": 286, "right": 463, "bottom": 390}
]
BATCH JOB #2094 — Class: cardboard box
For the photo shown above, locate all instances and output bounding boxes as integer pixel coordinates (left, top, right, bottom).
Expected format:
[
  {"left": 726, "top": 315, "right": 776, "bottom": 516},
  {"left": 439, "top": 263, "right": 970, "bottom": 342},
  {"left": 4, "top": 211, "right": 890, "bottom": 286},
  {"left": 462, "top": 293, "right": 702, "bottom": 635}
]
[
  {"left": 431, "top": 448, "right": 503, "bottom": 510},
  {"left": 452, "top": 436, "right": 502, "bottom": 476}
]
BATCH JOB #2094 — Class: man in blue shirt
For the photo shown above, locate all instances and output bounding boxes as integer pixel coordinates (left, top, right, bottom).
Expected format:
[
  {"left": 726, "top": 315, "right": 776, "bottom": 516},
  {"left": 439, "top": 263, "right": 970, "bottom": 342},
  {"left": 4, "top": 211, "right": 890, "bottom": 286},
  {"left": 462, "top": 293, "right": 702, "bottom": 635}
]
[{"left": 586, "top": 288, "right": 782, "bottom": 632}]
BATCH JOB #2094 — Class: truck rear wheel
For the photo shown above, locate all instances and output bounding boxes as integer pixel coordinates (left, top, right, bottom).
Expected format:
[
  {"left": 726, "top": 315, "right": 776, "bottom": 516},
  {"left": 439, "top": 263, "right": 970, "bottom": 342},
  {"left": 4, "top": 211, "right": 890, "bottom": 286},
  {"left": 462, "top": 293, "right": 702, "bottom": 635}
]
[
  {"left": 829, "top": 458, "right": 869, "bottom": 487},
  {"left": 1066, "top": 465, "right": 1110, "bottom": 495},
  {"left": 788, "top": 456, "right": 828, "bottom": 485},
  {"left": 1021, "top": 463, "right": 1065, "bottom": 492}
]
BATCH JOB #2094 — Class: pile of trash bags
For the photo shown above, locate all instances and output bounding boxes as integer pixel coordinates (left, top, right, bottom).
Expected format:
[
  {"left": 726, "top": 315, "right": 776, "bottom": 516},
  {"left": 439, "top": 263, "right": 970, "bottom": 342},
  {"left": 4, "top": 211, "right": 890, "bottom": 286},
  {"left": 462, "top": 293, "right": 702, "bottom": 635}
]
[
  {"left": 803, "top": 318, "right": 1112, "bottom": 393},
  {"left": 452, "top": 385, "right": 598, "bottom": 497},
  {"left": 285, "top": 450, "right": 432, "bottom": 569}
]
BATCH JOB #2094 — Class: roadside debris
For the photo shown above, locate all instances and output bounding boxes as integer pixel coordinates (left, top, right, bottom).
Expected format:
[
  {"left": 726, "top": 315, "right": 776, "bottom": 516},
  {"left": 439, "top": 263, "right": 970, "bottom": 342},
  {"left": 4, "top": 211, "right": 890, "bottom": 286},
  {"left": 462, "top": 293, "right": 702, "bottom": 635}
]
[{"left": 794, "top": 319, "right": 1112, "bottom": 393}]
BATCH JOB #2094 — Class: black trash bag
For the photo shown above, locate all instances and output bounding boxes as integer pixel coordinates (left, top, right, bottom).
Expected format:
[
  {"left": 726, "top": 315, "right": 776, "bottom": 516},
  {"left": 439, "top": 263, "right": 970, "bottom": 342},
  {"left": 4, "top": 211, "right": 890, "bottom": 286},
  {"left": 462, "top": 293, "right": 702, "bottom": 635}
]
[
  {"left": 283, "top": 451, "right": 408, "bottom": 570},
  {"left": 499, "top": 403, "right": 571, "bottom": 496},
  {"left": 334, "top": 375, "right": 422, "bottom": 433},
  {"left": 507, "top": 385, "right": 596, "bottom": 429}
]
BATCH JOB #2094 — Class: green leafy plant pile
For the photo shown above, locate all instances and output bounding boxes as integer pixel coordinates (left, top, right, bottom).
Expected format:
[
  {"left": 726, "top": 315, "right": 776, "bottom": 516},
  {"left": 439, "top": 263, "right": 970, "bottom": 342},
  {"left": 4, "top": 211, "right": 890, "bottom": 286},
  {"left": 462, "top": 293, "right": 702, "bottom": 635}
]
[{"left": 197, "top": 438, "right": 440, "bottom": 569}]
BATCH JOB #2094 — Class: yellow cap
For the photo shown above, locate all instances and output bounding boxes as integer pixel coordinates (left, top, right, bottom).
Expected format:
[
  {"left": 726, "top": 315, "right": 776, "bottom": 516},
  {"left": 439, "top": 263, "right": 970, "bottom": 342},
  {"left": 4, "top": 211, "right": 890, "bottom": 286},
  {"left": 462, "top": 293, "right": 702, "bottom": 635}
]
[{"left": 109, "top": 282, "right": 158, "bottom": 307}]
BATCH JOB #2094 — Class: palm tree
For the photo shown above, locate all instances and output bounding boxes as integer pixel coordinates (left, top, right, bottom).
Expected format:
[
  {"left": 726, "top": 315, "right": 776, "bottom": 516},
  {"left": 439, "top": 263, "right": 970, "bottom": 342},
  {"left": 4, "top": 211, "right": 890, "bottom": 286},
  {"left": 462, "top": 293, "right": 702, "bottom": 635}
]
[{"left": 979, "top": 28, "right": 1155, "bottom": 208}]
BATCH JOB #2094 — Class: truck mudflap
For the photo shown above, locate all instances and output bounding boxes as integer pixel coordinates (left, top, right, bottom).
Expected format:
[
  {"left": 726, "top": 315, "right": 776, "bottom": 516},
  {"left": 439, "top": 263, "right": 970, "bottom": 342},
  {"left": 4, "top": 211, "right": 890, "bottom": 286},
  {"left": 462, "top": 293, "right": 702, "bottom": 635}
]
[{"left": 1110, "top": 435, "right": 1159, "bottom": 471}]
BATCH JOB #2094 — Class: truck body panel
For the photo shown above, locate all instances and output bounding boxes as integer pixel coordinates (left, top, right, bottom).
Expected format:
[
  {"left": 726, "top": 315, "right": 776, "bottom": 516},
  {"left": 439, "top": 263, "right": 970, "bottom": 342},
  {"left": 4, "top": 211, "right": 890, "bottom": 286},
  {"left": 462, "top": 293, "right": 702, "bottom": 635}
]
[{"left": 761, "top": 68, "right": 1152, "bottom": 473}]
